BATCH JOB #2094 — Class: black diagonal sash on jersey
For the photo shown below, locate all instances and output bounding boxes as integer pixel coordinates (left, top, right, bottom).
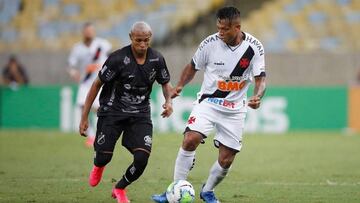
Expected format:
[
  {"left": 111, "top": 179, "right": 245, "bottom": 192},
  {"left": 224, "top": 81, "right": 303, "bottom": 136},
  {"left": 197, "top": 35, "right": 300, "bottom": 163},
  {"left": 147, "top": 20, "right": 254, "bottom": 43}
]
[
  {"left": 199, "top": 46, "right": 255, "bottom": 103},
  {"left": 83, "top": 47, "right": 102, "bottom": 82}
]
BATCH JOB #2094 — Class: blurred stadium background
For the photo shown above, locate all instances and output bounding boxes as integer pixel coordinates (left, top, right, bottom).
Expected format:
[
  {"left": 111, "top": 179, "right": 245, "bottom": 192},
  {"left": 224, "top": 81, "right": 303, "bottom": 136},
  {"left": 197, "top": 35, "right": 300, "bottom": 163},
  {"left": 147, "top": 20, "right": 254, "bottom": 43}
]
[{"left": 1, "top": 0, "right": 360, "bottom": 202}]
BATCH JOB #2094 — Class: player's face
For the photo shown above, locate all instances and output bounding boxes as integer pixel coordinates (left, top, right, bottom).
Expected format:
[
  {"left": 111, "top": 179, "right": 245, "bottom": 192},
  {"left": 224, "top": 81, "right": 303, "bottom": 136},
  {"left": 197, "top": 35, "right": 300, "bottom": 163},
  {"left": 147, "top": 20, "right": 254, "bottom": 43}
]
[
  {"left": 130, "top": 31, "right": 152, "bottom": 55},
  {"left": 83, "top": 25, "right": 95, "bottom": 41},
  {"left": 216, "top": 19, "right": 240, "bottom": 45}
]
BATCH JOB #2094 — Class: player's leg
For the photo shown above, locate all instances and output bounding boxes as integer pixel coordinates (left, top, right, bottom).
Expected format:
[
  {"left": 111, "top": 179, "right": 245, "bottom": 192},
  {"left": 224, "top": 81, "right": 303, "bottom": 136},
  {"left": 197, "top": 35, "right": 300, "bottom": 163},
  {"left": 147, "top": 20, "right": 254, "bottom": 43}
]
[
  {"left": 152, "top": 103, "right": 214, "bottom": 203},
  {"left": 173, "top": 129, "right": 203, "bottom": 180},
  {"left": 115, "top": 149, "right": 150, "bottom": 188},
  {"left": 152, "top": 131, "right": 204, "bottom": 203},
  {"left": 174, "top": 102, "right": 215, "bottom": 181},
  {"left": 112, "top": 149, "right": 149, "bottom": 203},
  {"left": 89, "top": 116, "right": 122, "bottom": 187},
  {"left": 85, "top": 108, "right": 98, "bottom": 147},
  {"left": 77, "top": 81, "right": 100, "bottom": 147},
  {"left": 112, "top": 117, "right": 153, "bottom": 203},
  {"left": 200, "top": 112, "right": 245, "bottom": 202},
  {"left": 200, "top": 144, "right": 237, "bottom": 203},
  {"left": 151, "top": 130, "right": 202, "bottom": 203},
  {"left": 86, "top": 91, "right": 101, "bottom": 146}
]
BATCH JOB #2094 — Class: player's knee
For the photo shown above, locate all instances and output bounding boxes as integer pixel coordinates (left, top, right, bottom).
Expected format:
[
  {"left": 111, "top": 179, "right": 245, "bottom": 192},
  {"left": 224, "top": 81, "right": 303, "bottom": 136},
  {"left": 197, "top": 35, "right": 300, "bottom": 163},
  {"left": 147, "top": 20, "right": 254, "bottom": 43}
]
[
  {"left": 94, "top": 151, "right": 113, "bottom": 167},
  {"left": 182, "top": 132, "right": 202, "bottom": 151},
  {"left": 133, "top": 150, "right": 149, "bottom": 170},
  {"left": 218, "top": 158, "right": 233, "bottom": 169}
]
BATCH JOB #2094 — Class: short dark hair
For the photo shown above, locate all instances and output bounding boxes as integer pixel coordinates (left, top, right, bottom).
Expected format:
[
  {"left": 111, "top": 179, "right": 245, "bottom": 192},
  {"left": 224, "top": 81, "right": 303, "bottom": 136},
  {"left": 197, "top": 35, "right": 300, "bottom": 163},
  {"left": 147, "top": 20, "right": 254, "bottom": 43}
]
[{"left": 216, "top": 6, "right": 241, "bottom": 21}]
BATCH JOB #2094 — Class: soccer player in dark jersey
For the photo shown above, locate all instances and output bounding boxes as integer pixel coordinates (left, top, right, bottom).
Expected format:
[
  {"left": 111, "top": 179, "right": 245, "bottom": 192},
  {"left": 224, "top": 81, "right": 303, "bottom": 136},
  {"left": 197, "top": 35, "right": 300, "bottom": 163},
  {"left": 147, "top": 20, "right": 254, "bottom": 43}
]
[{"left": 79, "top": 21, "right": 173, "bottom": 203}]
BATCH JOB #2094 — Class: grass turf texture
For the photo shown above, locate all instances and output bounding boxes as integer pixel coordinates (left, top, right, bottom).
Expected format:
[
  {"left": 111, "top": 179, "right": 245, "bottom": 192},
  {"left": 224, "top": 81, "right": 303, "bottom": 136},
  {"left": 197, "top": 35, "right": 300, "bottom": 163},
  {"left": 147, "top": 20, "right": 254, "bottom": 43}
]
[{"left": 0, "top": 130, "right": 359, "bottom": 203}]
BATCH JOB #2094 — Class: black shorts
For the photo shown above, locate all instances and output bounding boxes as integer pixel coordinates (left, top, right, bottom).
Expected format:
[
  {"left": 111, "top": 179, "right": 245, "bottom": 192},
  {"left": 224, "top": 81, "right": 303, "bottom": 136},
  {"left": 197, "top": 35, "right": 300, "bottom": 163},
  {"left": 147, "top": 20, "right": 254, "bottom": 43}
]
[{"left": 94, "top": 115, "right": 153, "bottom": 153}]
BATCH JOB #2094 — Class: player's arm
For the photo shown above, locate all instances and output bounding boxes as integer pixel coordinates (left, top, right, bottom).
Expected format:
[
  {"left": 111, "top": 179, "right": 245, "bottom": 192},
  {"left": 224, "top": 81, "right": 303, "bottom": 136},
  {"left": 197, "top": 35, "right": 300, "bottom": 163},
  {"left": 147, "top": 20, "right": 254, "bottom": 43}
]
[
  {"left": 79, "top": 77, "right": 103, "bottom": 136},
  {"left": 67, "top": 46, "right": 82, "bottom": 82},
  {"left": 161, "top": 82, "right": 173, "bottom": 118},
  {"left": 172, "top": 63, "right": 197, "bottom": 98},
  {"left": 248, "top": 74, "right": 266, "bottom": 109}
]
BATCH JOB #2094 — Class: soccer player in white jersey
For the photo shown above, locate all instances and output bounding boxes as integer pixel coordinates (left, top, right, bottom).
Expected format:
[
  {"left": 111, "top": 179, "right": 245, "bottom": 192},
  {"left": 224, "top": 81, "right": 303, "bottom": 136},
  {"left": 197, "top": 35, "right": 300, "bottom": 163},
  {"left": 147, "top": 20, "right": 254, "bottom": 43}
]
[
  {"left": 152, "top": 6, "right": 266, "bottom": 203},
  {"left": 68, "top": 22, "right": 112, "bottom": 147}
]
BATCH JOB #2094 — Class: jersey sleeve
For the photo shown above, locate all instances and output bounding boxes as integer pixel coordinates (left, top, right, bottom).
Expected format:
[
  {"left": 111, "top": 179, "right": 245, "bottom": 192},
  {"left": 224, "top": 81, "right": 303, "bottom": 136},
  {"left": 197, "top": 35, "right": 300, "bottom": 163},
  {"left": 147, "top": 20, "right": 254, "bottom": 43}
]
[
  {"left": 156, "top": 55, "right": 171, "bottom": 84},
  {"left": 191, "top": 41, "right": 209, "bottom": 70},
  {"left": 98, "top": 53, "right": 121, "bottom": 83},
  {"left": 251, "top": 46, "right": 266, "bottom": 77}
]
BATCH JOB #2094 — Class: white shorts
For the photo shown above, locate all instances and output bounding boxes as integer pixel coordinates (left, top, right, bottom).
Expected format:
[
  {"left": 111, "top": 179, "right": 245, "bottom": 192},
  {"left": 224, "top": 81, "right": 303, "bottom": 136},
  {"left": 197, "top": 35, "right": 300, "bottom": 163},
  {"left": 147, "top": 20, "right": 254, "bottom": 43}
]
[
  {"left": 186, "top": 101, "right": 246, "bottom": 151},
  {"left": 76, "top": 75, "right": 100, "bottom": 108}
]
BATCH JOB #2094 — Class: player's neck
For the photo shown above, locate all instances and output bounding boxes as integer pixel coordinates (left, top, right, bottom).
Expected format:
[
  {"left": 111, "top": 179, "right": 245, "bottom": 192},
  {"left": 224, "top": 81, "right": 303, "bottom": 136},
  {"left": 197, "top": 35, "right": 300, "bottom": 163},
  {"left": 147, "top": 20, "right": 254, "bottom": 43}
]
[
  {"left": 84, "top": 38, "right": 93, "bottom": 46},
  {"left": 227, "top": 32, "right": 243, "bottom": 47},
  {"left": 131, "top": 49, "right": 147, "bottom": 65}
]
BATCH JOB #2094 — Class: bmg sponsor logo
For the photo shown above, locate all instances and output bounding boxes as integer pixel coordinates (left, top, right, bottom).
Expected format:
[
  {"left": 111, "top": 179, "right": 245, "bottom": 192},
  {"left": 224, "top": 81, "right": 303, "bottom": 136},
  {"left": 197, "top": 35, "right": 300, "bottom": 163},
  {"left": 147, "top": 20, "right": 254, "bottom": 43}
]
[{"left": 217, "top": 80, "right": 246, "bottom": 91}]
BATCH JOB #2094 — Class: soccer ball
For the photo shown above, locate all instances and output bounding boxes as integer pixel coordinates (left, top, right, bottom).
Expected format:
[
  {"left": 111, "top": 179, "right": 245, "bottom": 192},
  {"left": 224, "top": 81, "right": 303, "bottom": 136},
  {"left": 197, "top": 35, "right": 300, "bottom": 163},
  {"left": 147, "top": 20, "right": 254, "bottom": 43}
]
[{"left": 166, "top": 180, "right": 195, "bottom": 203}]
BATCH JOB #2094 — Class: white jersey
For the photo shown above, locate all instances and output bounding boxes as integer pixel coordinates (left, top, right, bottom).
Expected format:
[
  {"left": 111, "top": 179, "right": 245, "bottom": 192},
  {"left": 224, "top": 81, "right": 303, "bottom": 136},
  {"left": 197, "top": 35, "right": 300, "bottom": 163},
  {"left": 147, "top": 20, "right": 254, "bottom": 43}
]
[
  {"left": 192, "top": 32, "right": 265, "bottom": 113},
  {"left": 68, "top": 37, "right": 112, "bottom": 82},
  {"left": 68, "top": 37, "right": 112, "bottom": 106}
]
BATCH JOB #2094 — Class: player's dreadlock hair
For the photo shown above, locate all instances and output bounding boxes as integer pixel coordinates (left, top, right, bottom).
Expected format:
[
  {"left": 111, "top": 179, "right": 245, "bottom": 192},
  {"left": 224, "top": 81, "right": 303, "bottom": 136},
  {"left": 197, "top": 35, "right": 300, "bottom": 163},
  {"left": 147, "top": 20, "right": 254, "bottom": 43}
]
[{"left": 216, "top": 6, "right": 241, "bottom": 22}]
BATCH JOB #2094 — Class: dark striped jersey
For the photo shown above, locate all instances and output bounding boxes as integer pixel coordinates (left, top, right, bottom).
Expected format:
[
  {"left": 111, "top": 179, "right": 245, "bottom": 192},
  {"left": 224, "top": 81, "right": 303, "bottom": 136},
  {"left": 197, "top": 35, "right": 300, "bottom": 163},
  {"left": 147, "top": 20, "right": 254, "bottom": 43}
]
[{"left": 97, "top": 45, "right": 170, "bottom": 117}]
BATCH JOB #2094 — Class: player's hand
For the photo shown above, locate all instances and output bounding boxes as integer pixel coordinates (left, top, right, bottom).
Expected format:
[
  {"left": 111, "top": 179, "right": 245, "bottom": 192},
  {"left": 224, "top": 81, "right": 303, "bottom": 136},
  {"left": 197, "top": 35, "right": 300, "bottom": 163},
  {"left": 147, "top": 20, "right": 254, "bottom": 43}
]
[
  {"left": 161, "top": 101, "right": 173, "bottom": 118},
  {"left": 85, "top": 63, "right": 100, "bottom": 73},
  {"left": 68, "top": 69, "right": 81, "bottom": 82},
  {"left": 79, "top": 118, "right": 89, "bottom": 137},
  {"left": 171, "top": 86, "right": 183, "bottom": 99},
  {"left": 248, "top": 95, "right": 261, "bottom": 109}
]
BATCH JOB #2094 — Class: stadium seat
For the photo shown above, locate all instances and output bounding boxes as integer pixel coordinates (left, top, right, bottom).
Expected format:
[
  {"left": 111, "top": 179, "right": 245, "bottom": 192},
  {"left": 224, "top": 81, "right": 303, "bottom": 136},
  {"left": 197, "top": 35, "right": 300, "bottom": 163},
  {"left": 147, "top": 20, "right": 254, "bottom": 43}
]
[
  {"left": 1, "top": 0, "right": 358, "bottom": 53},
  {"left": 0, "top": 0, "right": 20, "bottom": 24},
  {"left": 242, "top": 0, "right": 360, "bottom": 53}
]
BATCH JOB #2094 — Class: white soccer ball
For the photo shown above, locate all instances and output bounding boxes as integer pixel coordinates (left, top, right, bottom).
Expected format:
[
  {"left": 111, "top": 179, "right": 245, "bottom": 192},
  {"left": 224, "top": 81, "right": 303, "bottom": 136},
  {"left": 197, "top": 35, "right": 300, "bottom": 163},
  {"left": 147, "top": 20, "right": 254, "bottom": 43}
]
[{"left": 166, "top": 180, "right": 195, "bottom": 203}]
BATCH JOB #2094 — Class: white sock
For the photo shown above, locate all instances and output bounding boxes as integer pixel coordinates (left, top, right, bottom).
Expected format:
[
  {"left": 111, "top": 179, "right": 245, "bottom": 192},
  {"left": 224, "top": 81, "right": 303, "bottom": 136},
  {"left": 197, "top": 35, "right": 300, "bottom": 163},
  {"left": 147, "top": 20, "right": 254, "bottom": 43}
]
[
  {"left": 203, "top": 161, "right": 229, "bottom": 192},
  {"left": 173, "top": 147, "right": 196, "bottom": 181}
]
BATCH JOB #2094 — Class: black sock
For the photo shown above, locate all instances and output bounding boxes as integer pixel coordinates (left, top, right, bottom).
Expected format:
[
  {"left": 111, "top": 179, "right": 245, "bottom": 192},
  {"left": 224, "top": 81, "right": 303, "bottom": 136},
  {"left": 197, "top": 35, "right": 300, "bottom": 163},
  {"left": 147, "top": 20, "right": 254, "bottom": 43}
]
[{"left": 115, "top": 150, "right": 149, "bottom": 189}]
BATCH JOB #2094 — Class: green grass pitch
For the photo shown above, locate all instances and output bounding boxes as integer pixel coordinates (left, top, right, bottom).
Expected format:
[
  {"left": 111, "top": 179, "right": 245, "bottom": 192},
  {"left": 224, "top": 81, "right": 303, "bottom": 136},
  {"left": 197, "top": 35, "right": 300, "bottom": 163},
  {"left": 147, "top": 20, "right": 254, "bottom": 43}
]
[{"left": 0, "top": 130, "right": 359, "bottom": 203}]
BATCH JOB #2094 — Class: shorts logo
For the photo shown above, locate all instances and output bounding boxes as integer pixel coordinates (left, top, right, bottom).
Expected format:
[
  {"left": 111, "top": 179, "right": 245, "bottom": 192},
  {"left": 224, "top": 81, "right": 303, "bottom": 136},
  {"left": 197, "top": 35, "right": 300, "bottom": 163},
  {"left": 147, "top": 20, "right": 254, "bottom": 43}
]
[
  {"left": 144, "top": 135, "right": 152, "bottom": 147},
  {"left": 188, "top": 116, "right": 196, "bottom": 124},
  {"left": 97, "top": 132, "right": 105, "bottom": 145}
]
